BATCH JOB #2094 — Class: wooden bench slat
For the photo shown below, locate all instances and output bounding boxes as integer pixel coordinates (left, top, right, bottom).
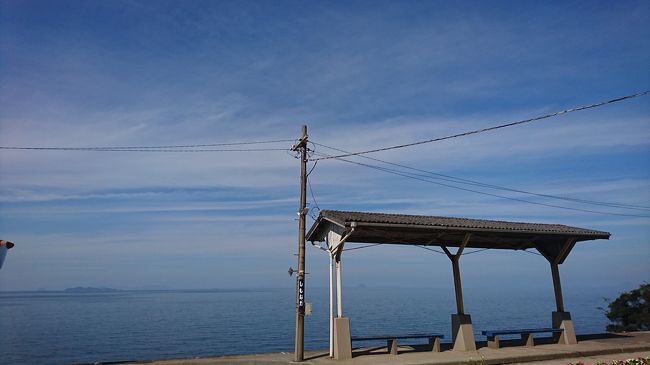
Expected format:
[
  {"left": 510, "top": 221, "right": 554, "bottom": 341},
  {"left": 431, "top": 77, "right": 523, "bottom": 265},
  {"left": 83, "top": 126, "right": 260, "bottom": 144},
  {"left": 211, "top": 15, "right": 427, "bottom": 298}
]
[
  {"left": 482, "top": 327, "right": 564, "bottom": 349},
  {"left": 351, "top": 333, "right": 444, "bottom": 355},
  {"left": 482, "top": 328, "right": 562, "bottom": 337},
  {"left": 352, "top": 333, "right": 444, "bottom": 341}
]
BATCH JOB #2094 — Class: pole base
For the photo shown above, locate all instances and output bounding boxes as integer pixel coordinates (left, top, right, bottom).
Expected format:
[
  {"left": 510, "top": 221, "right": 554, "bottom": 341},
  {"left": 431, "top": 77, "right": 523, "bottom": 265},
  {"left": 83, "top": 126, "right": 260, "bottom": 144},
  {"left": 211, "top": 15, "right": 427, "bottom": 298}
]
[
  {"left": 451, "top": 314, "right": 477, "bottom": 351},
  {"left": 334, "top": 317, "right": 352, "bottom": 360},
  {"left": 552, "top": 311, "right": 577, "bottom": 344}
]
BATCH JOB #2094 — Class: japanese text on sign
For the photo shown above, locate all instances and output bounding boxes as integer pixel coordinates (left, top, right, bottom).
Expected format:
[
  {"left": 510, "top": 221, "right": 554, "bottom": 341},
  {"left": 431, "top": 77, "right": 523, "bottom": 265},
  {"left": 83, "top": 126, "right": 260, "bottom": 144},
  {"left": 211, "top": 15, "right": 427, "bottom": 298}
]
[{"left": 298, "top": 278, "right": 305, "bottom": 314}]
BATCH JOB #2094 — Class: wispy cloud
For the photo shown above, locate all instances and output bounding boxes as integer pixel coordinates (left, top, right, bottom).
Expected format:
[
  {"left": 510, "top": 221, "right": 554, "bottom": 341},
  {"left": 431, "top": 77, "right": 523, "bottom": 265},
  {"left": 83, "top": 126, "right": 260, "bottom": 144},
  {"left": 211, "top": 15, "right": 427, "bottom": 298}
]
[{"left": 1, "top": 0, "right": 648, "bottom": 290}]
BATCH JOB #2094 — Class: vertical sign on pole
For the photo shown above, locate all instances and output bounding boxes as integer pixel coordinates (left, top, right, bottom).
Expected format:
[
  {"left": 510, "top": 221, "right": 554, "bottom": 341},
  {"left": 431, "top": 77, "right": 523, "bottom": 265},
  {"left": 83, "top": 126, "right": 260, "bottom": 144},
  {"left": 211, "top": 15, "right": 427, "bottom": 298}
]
[{"left": 298, "top": 277, "right": 305, "bottom": 314}]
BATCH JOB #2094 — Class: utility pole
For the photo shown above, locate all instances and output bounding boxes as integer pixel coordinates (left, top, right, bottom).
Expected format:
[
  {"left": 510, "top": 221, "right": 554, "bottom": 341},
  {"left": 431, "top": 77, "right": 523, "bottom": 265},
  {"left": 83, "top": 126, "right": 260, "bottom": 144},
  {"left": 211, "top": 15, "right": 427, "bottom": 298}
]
[{"left": 291, "top": 125, "right": 308, "bottom": 362}]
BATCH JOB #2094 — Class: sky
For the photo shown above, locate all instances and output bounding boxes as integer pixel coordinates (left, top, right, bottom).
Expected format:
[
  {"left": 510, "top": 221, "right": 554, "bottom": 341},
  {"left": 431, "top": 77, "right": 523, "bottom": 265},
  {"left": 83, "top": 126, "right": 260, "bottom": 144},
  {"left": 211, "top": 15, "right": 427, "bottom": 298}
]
[{"left": 0, "top": 0, "right": 648, "bottom": 293}]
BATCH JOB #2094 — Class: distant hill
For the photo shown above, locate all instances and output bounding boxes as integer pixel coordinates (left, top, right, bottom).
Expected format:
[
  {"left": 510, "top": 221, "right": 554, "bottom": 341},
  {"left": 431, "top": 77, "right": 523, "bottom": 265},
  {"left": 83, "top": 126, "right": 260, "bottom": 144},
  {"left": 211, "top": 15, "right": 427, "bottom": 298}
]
[{"left": 64, "top": 287, "right": 118, "bottom": 293}]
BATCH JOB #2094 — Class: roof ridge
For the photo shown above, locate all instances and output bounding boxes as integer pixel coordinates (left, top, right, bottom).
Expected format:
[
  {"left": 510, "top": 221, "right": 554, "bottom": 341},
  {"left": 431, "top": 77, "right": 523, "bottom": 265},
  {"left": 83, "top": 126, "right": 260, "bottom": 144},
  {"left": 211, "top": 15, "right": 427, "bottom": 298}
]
[
  {"left": 321, "top": 209, "right": 572, "bottom": 228},
  {"left": 317, "top": 210, "right": 610, "bottom": 236}
]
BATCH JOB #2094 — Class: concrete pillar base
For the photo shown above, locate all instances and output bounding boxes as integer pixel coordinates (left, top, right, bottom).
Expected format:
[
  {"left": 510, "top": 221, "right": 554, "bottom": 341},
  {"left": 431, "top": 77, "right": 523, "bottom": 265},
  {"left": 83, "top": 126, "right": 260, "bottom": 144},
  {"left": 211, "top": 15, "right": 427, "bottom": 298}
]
[
  {"left": 429, "top": 337, "right": 441, "bottom": 352},
  {"left": 333, "top": 317, "right": 352, "bottom": 360},
  {"left": 451, "top": 314, "right": 477, "bottom": 351},
  {"left": 487, "top": 335, "right": 499, "bottom": 349},
  {"left": 523, "top": 332, "right": 534, "bottom": 347},
  {"left": 552, "top": 311, "right": 577, "bottom": 345},
  {"left": 387, "top": 339, "right": 398, "bottom": 355}
]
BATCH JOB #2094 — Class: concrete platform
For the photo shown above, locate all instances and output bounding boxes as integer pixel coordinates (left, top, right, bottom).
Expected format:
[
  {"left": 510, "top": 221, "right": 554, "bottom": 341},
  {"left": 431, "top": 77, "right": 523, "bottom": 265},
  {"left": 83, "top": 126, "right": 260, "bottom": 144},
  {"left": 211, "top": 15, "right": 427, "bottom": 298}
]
[{"left": 117, "top": 332, "right": 650, "bottom": 365}]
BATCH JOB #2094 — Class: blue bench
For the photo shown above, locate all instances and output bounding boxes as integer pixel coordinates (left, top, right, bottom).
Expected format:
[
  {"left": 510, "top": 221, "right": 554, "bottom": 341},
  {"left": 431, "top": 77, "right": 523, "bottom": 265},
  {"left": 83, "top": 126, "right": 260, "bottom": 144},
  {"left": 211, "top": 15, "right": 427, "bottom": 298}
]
[
  {"left": 482, "top": 328, "right": 563, "bottom": 349},
  {"left": 351, "top": 333, "right": 444, "bottom": 355}
]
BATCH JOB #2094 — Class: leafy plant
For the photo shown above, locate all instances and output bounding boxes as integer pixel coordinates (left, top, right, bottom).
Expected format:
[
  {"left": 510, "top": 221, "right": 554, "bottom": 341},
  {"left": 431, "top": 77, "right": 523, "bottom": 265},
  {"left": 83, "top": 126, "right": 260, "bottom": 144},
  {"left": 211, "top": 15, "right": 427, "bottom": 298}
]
[
  {"left": 604, "top": 283, "right": 649, "bottom": 332},
  {"left": 596, "top": 358, "right": 650, "bottom": 365},
  {"left": 593, "top": 357, "right": 650, "bottom": 365}
]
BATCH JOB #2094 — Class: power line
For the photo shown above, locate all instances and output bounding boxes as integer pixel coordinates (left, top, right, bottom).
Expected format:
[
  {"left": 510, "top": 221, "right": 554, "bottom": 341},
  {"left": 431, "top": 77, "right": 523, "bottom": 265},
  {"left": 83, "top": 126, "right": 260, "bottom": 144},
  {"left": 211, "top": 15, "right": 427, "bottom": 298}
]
[
  {"left": 415, "top": 245, "right": 544, "bottom": 257},
  {"left": 415, "top": 245, "right": 447, "bottom": 255},
  {"left": 0, "top": 139, "right": 294, "bottom": 152},
  {"left": 520, "top": 249, "right": 544, "bottom": 257},
  {"left": 305, "top": 161, "right": 321, "bottom": 220},
  {"left": 416, "top": 246, "right": 489, "bottom": 256},
  {"left": 312, "top": 151, "right": 650, "bottom": 218},
  {"left": 342, "top": 243, "right": 381, "bottom": 252},
  {"left": 312, "top": 142, "right": 650, "bottom": 211},
  {"left": 308, "top": 178, "right": 321, "bottom": 212},
  {"left": 462, "top": 248, "right": 491, "bottom": 255},
  {"left": 311, "top": 91, "right": 650, "bottom": 161},
  {"left": 0, "top": 147, "right": 289, "bottom": 152}
]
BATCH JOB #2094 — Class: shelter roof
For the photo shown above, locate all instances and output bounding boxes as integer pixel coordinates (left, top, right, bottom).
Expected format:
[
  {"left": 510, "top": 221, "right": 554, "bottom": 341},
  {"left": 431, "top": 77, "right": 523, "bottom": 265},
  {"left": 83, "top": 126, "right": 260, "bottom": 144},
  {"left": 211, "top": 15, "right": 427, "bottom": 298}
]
[{"left": 307, "top": 210, "right": 610, "bottom": 252}]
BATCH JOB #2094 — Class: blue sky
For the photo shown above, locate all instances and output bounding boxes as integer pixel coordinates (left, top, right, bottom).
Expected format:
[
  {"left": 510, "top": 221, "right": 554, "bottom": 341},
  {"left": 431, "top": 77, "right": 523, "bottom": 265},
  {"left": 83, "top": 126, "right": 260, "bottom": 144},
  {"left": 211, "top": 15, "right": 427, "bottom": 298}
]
[{"left": 0, "top": 0, "right": 648, "bottom": 292}]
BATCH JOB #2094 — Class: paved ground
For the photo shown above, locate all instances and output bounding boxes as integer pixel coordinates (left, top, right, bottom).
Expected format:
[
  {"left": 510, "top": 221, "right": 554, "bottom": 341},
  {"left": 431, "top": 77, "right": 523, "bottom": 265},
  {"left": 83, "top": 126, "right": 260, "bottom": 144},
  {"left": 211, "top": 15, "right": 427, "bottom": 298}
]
[
  {"left": 115, "top": 332, "right": 650, "bottom": 365},
  {"left": 509, "top": 351, "right": 650, "bottom": 365}
]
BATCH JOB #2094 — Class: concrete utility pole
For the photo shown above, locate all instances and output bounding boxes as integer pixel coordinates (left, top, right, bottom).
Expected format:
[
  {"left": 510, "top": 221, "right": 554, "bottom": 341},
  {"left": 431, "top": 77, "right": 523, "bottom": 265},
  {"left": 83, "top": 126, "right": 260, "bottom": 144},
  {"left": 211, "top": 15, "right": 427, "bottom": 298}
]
[{"left": 291, "top": 125, "right": 308, "bottom": 362}]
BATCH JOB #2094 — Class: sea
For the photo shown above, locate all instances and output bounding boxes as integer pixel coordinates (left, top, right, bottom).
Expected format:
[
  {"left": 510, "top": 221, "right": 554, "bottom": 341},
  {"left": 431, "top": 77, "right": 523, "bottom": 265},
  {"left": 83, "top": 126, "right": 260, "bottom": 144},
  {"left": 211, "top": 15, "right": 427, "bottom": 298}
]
[{"left": 0, "top": 286, "right": 618, "bottom": 365}]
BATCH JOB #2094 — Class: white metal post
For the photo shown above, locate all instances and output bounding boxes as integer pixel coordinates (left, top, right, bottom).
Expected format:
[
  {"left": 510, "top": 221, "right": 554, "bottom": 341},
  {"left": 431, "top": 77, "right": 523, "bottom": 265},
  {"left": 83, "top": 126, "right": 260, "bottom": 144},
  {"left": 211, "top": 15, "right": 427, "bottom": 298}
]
[
  {"left": 329, "top": 253, "right": 334, "bottom": 357},
  {"left": 336, "top": 258, "right": 343, "bottom": 317}
]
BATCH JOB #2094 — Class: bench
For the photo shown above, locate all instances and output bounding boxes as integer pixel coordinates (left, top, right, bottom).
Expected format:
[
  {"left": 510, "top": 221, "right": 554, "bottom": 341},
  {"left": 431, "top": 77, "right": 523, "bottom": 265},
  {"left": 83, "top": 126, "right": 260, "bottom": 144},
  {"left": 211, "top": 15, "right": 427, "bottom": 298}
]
[
  {"left": 351, "top": 333, "right": 444, "bottom": 355},
  {"left": 481, "top": 328, "right": 563, "bottom": 349}
]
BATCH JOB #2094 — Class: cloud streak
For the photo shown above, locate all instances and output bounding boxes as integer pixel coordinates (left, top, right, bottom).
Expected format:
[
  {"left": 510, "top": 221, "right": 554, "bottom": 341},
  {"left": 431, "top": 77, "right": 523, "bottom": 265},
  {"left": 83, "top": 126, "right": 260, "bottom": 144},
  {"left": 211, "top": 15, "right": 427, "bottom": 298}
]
[{"left": 1, "top": 0, "right": 648, "bottom": 290}]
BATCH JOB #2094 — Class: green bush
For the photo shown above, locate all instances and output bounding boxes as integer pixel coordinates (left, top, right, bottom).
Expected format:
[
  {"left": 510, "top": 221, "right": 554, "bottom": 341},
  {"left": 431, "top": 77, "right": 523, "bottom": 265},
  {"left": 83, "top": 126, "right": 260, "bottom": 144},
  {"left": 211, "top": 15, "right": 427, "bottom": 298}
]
[{"left": 605, "top": 283, "right": 650, "bottom": 332}]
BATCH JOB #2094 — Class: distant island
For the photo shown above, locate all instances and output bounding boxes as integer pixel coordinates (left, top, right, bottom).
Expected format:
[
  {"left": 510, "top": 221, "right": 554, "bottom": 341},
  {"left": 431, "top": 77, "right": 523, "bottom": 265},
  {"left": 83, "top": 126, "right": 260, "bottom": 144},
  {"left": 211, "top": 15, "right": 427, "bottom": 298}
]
[{"left": 64, "top": 287, "right": 119, "bottom": 293}]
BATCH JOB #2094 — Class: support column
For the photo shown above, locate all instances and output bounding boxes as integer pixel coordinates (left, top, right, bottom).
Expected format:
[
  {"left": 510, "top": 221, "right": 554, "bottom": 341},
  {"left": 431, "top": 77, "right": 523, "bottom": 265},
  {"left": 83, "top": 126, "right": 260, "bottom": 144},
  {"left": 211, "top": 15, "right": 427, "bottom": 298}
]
[
  {"left": 442, "top": 234, "right": 476, "bottom": 351},
  {"left": 550, "top": 262, "right": 564, "bottom": 312},
  {"left": 537, "top": 238, "right": 578, "bottom": 345},
  {"left": 333, "top": 317, "right": 352, "bottom": 360},
  {"left": 329, "top": 253, "right": 334, "bottom": 357},
  {"left": 327, "top": 231, "right": 340, "bottom": 358},
  {"left": 451, "top": 257, "right": 465, "bottom": 315},
  {"left": 549, "top": 261, "right": 577, "bottom": 344},
  {"left": 336, "top": 259, "right": 343, "bottom": 317},
  {"left": 333, "top": 252, "right": 352, "bottom": 359}
]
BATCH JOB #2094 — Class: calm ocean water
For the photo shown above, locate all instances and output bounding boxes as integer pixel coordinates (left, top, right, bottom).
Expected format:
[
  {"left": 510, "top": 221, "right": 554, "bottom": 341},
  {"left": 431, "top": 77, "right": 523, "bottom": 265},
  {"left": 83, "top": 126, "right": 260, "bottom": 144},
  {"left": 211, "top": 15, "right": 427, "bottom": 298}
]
[{"left": 0, "top": 286, "right": 616, "bottom": 365}]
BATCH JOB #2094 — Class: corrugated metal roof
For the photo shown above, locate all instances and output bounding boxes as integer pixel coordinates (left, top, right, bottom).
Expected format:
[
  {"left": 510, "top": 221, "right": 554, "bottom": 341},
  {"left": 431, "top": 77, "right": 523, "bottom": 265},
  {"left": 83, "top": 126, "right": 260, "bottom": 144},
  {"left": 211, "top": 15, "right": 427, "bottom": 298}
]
[{"left": 314, "top": 210, "right": 610, "bottom": 237}]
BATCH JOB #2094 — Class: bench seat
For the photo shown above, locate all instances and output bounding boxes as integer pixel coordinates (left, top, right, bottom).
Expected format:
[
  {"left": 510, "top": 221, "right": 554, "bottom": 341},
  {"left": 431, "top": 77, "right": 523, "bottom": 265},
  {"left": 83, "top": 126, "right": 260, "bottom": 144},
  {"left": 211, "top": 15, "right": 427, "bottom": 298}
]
[
  {"left": 351, "top": 333, "right": 444, "bottom": 355},
  {"left": 482, "top": 328, "right": 563, "bottom": 349}
]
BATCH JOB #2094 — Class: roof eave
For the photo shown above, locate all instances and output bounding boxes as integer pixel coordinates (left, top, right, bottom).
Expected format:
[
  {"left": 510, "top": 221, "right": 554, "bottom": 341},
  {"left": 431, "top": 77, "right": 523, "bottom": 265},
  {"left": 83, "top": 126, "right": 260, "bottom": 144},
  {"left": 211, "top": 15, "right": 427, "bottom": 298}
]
[
  {"left": 306, "top": 216, "right": 347, "bottom": 242},
  {"left": 350, "top": 221, "right": 610, "bottom": 240}
]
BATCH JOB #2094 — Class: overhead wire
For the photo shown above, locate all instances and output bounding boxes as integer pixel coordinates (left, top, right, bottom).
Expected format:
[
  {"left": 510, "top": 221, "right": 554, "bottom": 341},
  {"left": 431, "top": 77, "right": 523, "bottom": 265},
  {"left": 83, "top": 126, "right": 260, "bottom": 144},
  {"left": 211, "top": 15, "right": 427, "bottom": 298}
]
[
  {"left": 415, "top": 245, "right": 447, "bottom": 255},
  {"left": 342, "top": 243, "right": 382, "bottom": 252},
  {"left": 521, "top": 249, "right": 544, "bottom": 257},
  {"left": 415, "top": 245, "right": 544, "bottom": 257},
  {"left": 311, "top": 151, "right": 650, "bottom": 218},
  {"left": 0, "top": 138, "right": 294, "bottom": 152},
  {"left": 311, "top": 91, "right": 650, "bottom": 161},
  {"left": 308, "top": 179, "right": 321, "bottom": 212},
  {"left": 305, "top": 149, "right": 322, "bottom": 220},
  {"left": 0, "top": 147, "right": 290, "bottom": 152},
  {"left": 306, "top": 160, "right": 318, "bottom": 177},
  {"left": 461, "top": 248, "right": 491, "bottom": 255},
  {"left": 343, "top": 242, "right": 533, "bottom": 256},
  {"left": 312, "top": 142, "right": 650, "bottom": 211}
]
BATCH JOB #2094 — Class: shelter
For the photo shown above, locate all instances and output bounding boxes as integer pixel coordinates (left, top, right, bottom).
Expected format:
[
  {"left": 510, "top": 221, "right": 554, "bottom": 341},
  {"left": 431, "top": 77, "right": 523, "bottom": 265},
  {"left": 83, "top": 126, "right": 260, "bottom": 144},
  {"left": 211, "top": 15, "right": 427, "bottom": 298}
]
[{"left": 306, "top": 210, "right": 610, "bottom": 359}]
